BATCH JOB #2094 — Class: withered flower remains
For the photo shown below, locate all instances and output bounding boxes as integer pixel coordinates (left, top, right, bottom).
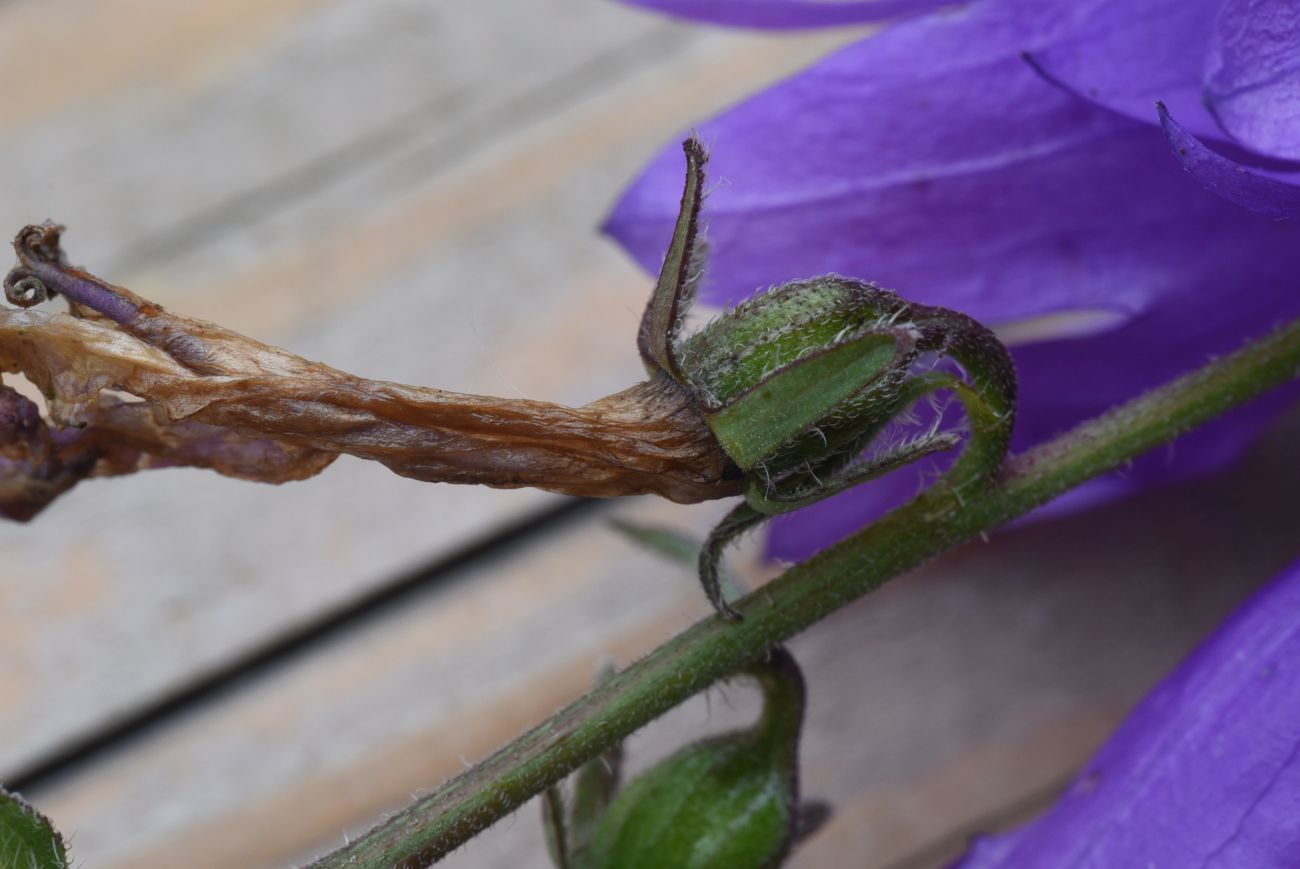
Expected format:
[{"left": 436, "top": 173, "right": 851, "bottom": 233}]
[
  {"left": 0, "top": 227, "right": 737, "bottom": 512},
  {"left": 1, "top": 139, "right": 1014, "bottom": 615}
]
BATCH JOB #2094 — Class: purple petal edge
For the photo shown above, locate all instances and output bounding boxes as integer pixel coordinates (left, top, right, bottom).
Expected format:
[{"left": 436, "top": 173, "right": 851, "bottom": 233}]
[
  {"left": 1158, "top": 102, "right": 1300, "bottom": 219},
  {"left": 950, "top": 556, "right": 1300, "bottom": 868},
  {"left": 1021, "top": 0, "right": 1226, "bottom": 143},
  {"left": 617, "top": 0, "right": 958, "bottom": 29},
  {"left": 1204, "top": 0, "right": 1300, "bottom": 161}
]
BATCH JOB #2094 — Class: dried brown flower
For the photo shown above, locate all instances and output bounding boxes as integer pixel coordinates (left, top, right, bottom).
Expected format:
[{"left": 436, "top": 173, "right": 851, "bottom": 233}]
[{"left": 0, "top": 223, "right": 741, "bottom": 520}]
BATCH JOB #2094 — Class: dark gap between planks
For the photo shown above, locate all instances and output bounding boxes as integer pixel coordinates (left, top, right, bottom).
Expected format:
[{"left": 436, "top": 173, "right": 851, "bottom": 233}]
[{"left": 7, "top": 497, "right": 602, "bottom": 794}]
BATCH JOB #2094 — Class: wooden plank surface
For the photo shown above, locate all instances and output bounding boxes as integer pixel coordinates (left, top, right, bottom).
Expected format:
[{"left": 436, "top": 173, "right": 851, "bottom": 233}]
[
  {"left": 0, "top": 0, "right": 855, "bottom": 780},
  {"left": 5, "top": 3, "right": 1299, "bottom": 868}
]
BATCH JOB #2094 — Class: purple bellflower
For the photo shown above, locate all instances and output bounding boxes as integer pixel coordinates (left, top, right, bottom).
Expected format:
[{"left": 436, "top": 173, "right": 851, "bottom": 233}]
[
  {"left": 949, "top": 556, "right": 1300, "bottom": 868},
  {"left": 605, "top": 0, "right": 1300, "bottom": 562}
]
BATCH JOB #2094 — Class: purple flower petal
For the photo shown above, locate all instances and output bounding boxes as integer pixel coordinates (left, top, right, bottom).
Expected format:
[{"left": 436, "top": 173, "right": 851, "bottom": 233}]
[
  {"left": 608, "top": 5, "right": 1155, "bottom": 320},
  {"left": 1205, "top": 0, "right": 1300, "bottom": 161},
  {"left": 615, "top": 0, "right": 958, "bottom": 29},
  {"left": 949, "top": 557, "right": 1300, "bottom": 869},
  {"left": 1159, "top": 102, "right": 1300, "bottom": 218},
  {"left": 1025, "top": 0, "right": 1227, "bottom": 144},
  {"left": 605, "top": 3, "right": 1300, "bottom": 560}
]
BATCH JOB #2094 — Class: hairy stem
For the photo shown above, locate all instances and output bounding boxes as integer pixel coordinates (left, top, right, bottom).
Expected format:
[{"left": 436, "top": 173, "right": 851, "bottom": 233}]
[{"left": 314, "top": 314, "right": 1300, "bottom": 869}]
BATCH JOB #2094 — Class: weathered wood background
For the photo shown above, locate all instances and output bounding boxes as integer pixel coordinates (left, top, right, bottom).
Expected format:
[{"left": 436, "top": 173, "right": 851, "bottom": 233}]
[{"left": 2, "top": 2, "right": 1297, "bottom": 867}]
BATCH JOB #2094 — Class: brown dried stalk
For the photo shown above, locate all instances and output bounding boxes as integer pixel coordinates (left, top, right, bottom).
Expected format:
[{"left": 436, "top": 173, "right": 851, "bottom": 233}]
[{"left": 0, "top": 223, "right": 741, "bottom": 520}]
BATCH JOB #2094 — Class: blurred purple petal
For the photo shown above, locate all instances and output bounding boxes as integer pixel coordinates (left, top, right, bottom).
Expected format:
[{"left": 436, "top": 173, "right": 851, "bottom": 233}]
[
  {"left": 1159, "top": 102, "right": 1300, "bottom": 218},
  {"left": 1205, "top": 0, "right": 1300, "bottom": 160},
  {"left": 950, "top": 557, "right": 1300, "bottom": 868},
  {"left": 1023, "top": 0, "right": 1225, "bottom": 143},
  {"left": 606, "top": 3, "right": 1300, "bottom": 560},
  {"left": 615, "top": 0, "right": 958, "bottom": 29}
]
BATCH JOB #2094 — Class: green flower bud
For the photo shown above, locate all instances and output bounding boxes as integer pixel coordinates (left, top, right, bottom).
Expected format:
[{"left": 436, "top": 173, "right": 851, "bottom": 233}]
[
  {"left": 574, "top": 648, "right": 806, "bottom": 869},
  {"left": 0, "top": 788, "right": 69, "bottom": 869}
]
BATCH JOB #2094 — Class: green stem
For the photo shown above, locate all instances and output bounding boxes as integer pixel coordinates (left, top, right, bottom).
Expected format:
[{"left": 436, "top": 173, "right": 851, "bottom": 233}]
[
  {"left": 748, "top": 647, "right": 806, "bottom": 773},
  {"left": 311, "top": 316, "right": 1300, "bottom": 869}
]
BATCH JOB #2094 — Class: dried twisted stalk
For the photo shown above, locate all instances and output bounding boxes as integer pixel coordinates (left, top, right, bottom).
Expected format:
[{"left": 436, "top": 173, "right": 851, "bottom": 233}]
[{"left": 0, "top": 223, "right": 741, "bottom": 520}]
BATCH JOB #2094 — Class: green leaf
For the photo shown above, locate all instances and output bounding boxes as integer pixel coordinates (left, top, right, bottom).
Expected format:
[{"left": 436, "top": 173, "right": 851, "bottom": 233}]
[
  {"left": 576, "top": 649, "right": 806, "bottom": 869},
  {"left": 0, "top": 788, "right": 69, "bottom": 869},
  {"left": 542, "top": 787, "right": 571, "bottom": 869},
  {"left": 607, "top": 519, "right": 702, "bottom": 568},
  {"left": 608, "top": 517, "right": 753, "bottom": 618},
  {"left": 705, "top": 330, "right": 905, "bottom": 470}
]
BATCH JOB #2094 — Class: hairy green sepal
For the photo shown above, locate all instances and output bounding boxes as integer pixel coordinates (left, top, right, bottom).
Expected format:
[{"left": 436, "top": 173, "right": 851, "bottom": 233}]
[
  {"left": 638, "top": 137, "right": 706, "bottom": 383},
  {"left": 704, "top": 331, "right": 905, "bottom": 471}
]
